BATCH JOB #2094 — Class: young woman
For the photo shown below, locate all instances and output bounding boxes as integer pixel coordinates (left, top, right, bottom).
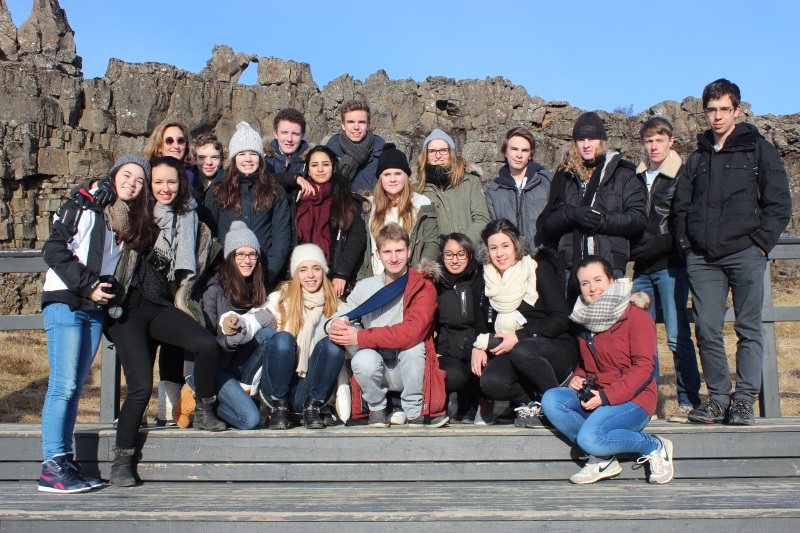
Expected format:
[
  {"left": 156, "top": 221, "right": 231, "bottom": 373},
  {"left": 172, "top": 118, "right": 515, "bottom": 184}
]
[
  {"left": 224, "top": 244, "right": 346, "bottom": 430},
  {"left": 106, "top": 157, "right": 226, "bottom": 487},
  {"left": 143, "top": 120, "right": 195, "bottom": 186},
  {"left": 359, "top": 144, "right": 439, "bottom": 279},
  {"left": 296, "top": 145, "right": 366, "bottom": 297},
  {"left": 433, "top": 233, "right": 487, "bottom": 423},
  {"left": 416, "top": 129, "right": 490, "bottom": 246},
  {"left": 472, "top": 219, "right": 578, "bottom": 427},
  {"left": 38, "top": 155, "right": 150, "bottom": 493},
  {"left": 205, "top": 121, "right": 291, "bottom": 290},
  {"left": 541, "top": 256, "right": 674, "bottom": 485}
]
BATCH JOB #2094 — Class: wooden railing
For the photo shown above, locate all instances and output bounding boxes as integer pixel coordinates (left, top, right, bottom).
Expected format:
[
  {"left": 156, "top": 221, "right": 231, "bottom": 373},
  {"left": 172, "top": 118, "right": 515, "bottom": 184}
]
[{"left": 2, "top": 236, "right": 800, "bottom": 420}]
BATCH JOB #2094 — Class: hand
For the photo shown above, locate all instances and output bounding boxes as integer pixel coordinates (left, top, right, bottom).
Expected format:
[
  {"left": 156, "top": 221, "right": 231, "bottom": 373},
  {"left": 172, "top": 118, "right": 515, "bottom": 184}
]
[
  {"left": 328, "top": 317, "right": 349, "bottom": 333},
  {"left": 328, "top": 317, "right": 358, "bottom": 346},
  {"left": 630, "top": 232, "right": 655, "bottom": 260},
  {"left": 222, "top": 314, "right": 242, "bottom": 335},
  {"left": 331, "top": 278, "right": 347, "bottom": 298},
  {"left": 580, "top": 389, "right": 602, "bottom": 411},
  {"left": 569, "top": 375, "right": 585, "bottom": 391},
  {"left": 296, "top": 176, "right": 316, "bottom": 198},
  {"left": 582, "top": 207, "right": 605, "bottom": 235},
  {"left": 93, "top": 177, "right": 116, "bottom": 208},
  {"left": 489, "top": 333, "right": 518, "bottom": 355},
  {"left": 89, "top": 283, "right": 114, "bottom": 304},
  {"left": 471, "top": 348, "right": 488, "bottom": 377}
]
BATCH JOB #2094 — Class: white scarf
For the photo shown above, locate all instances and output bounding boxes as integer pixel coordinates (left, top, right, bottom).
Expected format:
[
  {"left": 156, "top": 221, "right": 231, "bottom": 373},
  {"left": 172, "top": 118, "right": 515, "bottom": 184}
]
[{"left": 294, "top": 288, "right": 327, "bottom": 378}]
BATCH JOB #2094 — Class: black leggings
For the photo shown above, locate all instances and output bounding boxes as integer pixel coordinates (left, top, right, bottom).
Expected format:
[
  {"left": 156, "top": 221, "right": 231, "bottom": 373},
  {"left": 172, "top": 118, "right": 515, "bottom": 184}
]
[
  {"left": 106, "top": 289, "right": 219, "bottom": 449},
  {"left": 480, "top": 337, "right": 578, "bottom": 405},
  {"left": 438, "top": 356, "right": 480, "bottom": 395}
]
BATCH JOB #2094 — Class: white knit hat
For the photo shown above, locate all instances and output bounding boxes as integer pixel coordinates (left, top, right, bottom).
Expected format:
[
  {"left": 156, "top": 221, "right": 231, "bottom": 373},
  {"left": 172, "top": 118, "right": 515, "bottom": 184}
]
[
  {"left": 290, "top": 244, "right": 329, "bottom": 277},
  {"left": 228, "top": 121, "right": 265, "bottom": 161},
  {"left": 224, "top": 221, "right": 260, "bottom": 259}
]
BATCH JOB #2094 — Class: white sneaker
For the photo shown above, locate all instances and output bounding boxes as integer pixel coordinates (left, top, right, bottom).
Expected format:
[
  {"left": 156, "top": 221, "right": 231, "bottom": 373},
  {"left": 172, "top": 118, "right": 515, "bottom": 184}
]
[
  {"left": 637, "top": 436, "right": 674, "bottom": 484},
  {"left": 569, "top": 455, "right": 622, "bottom": 484},
  {"left": 389, "top": 407, "right": 407, "bottom": 426}
]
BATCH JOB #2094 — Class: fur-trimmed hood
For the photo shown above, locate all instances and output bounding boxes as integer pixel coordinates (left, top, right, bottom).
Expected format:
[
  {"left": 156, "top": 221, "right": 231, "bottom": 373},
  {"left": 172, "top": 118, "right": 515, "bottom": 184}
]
[
  {"left": 416, "top": 258, "right": 442, "bottom": 280},
  {"left": 630, "top": 290, "right": 651, "bottom": 310},
  {"left": 635, "top": 150, "right": 682, "bottom": 179},
  {"left": 263, "top": 138, "right": 311, "bottom": 160}
]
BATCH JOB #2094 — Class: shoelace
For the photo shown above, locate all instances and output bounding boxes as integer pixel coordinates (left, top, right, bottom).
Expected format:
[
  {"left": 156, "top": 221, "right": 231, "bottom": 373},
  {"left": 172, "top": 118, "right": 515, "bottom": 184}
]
[
  {"left": 514, "top": 401, "right": 543, "bottom": 419},
  {"left": 636, "top": 441, "right": 666, "bottom": 474},
  {"left": 728, "top": 400, "right": 751, "bottom": 415}
]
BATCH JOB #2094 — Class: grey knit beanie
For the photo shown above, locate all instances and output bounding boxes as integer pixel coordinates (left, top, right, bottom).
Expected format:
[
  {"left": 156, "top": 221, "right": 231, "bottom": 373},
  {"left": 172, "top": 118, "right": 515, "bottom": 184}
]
[
  {"left": 228, "top": 121, "right": 265, "bottom": 161},
  {"left": 572, "top": 112, "right": 608, "bottom": 141},
  {"left": 423, "top": 128, "right": 455, "bottom": 150},
  {"left": 110, "top": 154, "right": 151, "bottom": 181},
  {"left": 290, "top": 243, "right": 329, "bottom": 277},
  {"left": 224, "top": 221, "right": 261, "bottom": 259}
]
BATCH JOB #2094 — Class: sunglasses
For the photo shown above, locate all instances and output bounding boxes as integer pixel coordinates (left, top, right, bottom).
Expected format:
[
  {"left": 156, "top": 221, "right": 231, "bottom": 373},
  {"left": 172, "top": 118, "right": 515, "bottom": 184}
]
[{"left": 164, "top": 136, "right": 187, "bottom": 146}]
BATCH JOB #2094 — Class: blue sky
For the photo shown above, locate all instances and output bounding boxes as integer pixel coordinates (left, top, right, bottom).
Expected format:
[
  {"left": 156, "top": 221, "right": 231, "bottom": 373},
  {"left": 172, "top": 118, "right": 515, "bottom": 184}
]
[{"left": 6, "top": 0, "right": 798, "bottom": 116}]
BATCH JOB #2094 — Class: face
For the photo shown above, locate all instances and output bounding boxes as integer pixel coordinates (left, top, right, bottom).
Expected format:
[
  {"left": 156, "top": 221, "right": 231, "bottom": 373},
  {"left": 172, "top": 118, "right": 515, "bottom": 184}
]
[
  {"left": 505, "top": 136, "right": 532, "bottom": 172},
  {"left": 340, "top": 110, "right": 370, "bottom": 143},
  {"left": 273, "top": 120, "right": 303, "bottom": 155},
  {"left": 576, "top": 138, "right": 602, "bottom": 161},
  {"left": 307, "top": 151, "right": 333, "bottom": 185},
  {"left": 195, "top": 144, "right": 222, "bottom": 178},
  {"left": 113, "top": 163, "right": 146, "bottom": 202},
  {"left": 426, "top": 139, "right": 451, "bottom": 166},
  {"left": 151, "top": 165, "right": 180, "bottom": 206},
  {"left": 642, "top": 133, "right": 674, "bottom": 167},
  {"left": 577, "top": 262, "right": 612, "bottom": 304},
  {"left": 160, "top": 126, "right": 187, "bottom": 160},
  {"left": 296, "top": 260, "right": 324, "bottom": 293},
  {"left": 235, "top": 150, "right": 260, "bottom": 175},
  {"left": 442, "top": 239, "right": 469, "bottom": 275},
  {"left": 376, "top": 239, "right": 411, "bottom": 276},
  {"left": 233, "top": 247, "right": 259, "bottom": 278},
  {"left": 379, "top": 168, "right": 407, "bottom": 197},
  {"left": 704, "top": 95, "right": 741, "bottom": 139},
  {"left": 487, "top": 232, "right": 517, "bottom": 273}
]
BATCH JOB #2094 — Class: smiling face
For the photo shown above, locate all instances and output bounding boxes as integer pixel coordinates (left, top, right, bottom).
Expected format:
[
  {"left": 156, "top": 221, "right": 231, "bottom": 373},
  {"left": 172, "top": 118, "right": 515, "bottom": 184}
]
[
  {"left": 235, "top": 150, "right": 260, "bottom": 175},
  {"left": 576, "top": 138, "right": 602, "bottom": 161},
  {"left": 505, "top": 135, "right": 532, "bottom": 173},
  {"left": 341, "top": 110, "right": 370, "bottom": 143},
  {"left": 426, "top": 139, "right": 451, "bottom": 166},
  {"left": 379, "top": 168, "right": 407, "bottom": 198},
  {"left": 307, "top": 151, "right": 333, "bottom": 185},
  {"left": 296, "top": 260, "right": 324, "bottom": 293},
  {"left": 195, "top": 144, "right": 222, "bottom": 178},
  {"left": 377, "top": 238, "right": 411, "bottom": 278},
  {"left": 273, "top": 120, "right": 303, "bottom": 155},
  {"left": 233, "top": 247, "right": 259, "bottom": 278},
  {"left": 113, "top": 163, "right": 146, "bottom": 202},
  {"left": 151, "top": 164, "right": 180, "bottom": 206},
  {"left": 160, "top": 126, "right": 187, "bottom": 160},
  {"left": 442, "top": 239, "right": 469, "bottom": 275},
  {"left": 577, "top": 262, "right": 613, "bottom": 304},
  {"left": 487, "top": 232, "right": 517, "bottom": 274}
]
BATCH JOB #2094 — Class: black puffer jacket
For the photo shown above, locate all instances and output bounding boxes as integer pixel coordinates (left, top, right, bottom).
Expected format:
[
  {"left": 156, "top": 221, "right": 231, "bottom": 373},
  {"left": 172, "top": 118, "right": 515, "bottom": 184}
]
[
  {"left": 434, "top": 260, "right": 487, "bottom": 362},
  {"left": 674, "top": 123, "right": 791, "bottom": 260},
  {"left": 321, "top": 193, "right": 367, "bottom": 291}
]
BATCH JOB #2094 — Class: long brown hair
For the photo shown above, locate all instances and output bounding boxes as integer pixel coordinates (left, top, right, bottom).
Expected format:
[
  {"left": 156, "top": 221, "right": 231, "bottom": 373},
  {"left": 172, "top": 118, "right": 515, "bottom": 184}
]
[
  {"left": 150, "top": 156, "right": 193, "bottom": 216},
  {"left": 370, "top": 171, "right": 414, "bottom": 237},
  {"left": 110, "top": 164, "right": 154, "bottom": 251},
  {"left": 143, "top": 120, "right": 192, "bottom": 164},
  {"left": 415, "top": 146, "right": 467, "bottom": 192},
  {"left": 213, "top": 157, "right": 278, "bottom": 215},
  {"left": 219, "top": 252, "right": 267, "bottom": 309},
  {"left": 275, "top": 273, "right": 339, "bottom": 336},
  {"left": 304, "top": 145, "right": 354, "bottom": 232},
  {"left": 561, "top": 141, "right": 608, "bottom": 182}
]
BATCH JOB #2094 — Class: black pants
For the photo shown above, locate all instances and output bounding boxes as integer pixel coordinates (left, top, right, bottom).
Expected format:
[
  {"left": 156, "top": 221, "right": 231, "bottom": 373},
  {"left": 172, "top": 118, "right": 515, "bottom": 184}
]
[
  {"left": 481, "top": 337, "right": 578, "bottom": 405},
  {"left": 106, "top": 289, "right": 219, "bottom": 449},
  {"left": 438, "top": 356, "right": 480, "bottom": 395}
]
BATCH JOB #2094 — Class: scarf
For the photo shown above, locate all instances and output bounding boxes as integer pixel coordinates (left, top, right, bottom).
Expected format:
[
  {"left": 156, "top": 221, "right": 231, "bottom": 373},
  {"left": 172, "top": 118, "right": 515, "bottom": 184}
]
[
  {"left": 296, "top": 182, "right": 333, "bottom": 261},
  {"left": 105, "top": 199, "right": 131, "bottom": 242},
  {"left": 338, "top": 130, "right": 374, "bottom": 181},
  {"left": 295, "top": 288, "right": 327, "bottom": 378},
  {"left": 570, "top": 278, "right": 632, "bottom": 333},
  {"left": 152, "top": 199, "right": 198, "bottom": 282},
  {"left": 474, "top": 255, "right": 538, "bottom": 350},
  {"left": 425, "top": 163, "right": 451, "bottom": 189}
]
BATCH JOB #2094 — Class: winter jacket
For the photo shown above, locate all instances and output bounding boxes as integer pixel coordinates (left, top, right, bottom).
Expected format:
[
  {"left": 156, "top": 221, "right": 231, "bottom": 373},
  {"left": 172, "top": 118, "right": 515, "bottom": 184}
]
[
  {"left": 422, "top": 170, "right": 490, "bottom": 246},
  {"left": 485, "top": 162, "right": 553, "bottom": 249},
  {"left": 434, "top": 260, "right": 488, "bottom": 362},
  {"left": 673, "top": 123, "right": 792, "bottom": 260},
  {"left": 265, "top": 138, "right": 309, "bottom": 180},
  {"left": 326, "top": 194, "right": 367, "bottom": 288},
  {"left": 572, "top": 295, "right": 658, "bottom": 416},
  {"left": 190, "top": 166, "right": 225, "bottom": 228},
  {"left": 542, "top": 152, "right": 646, "bottom": 274},
  {"left": 41, "top": 189, "right": 122, "bottom": 312},
  {"left": 204, "top": 173, "right": 292, "bottom": 283},
  {"left": 326, "top": 133, "right": 386, "bottom": 194},
  {"left": 631, "top": 151, "right": 685, "bottom": 275},
  {"left": 202, "top": 276, "right": 264, "bottom": 369}
]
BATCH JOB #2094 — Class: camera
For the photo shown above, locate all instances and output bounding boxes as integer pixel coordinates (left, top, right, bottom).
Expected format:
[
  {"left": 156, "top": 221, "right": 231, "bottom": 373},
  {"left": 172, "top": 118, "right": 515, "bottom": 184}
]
[
  {"left": 98, "top": 275, "right": 122, "bottom": 297},
  {"left": 146, "top": 249, "right": 170, "bottom": 273},
  {"left": 576, "top": 374, "right": 597, "bottom": 403}
]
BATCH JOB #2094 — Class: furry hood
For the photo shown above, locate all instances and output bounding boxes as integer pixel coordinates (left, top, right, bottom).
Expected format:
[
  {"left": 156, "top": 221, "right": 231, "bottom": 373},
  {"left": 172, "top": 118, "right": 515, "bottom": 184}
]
[
  {"left": 415, "top": 258, "right": 442, "bottom": 280},
  {"left": 263, "top": 138, "right": 311, "bottom": 160},
  {"left": 630, "top": 290, "right": 651, "bottom": 310},
  {"left": 635, "top": 150, "right": 682, "bottom": 179}
]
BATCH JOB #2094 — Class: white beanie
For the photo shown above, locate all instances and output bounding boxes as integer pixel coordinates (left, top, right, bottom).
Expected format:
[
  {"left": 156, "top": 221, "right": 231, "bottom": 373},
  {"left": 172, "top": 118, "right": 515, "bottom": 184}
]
[
  {"left": 224, "top": 221, "right": 260, "bottom": 259},
  {"left": 229, "top": 121, "right": 265, "bottom": 161},
  {"left": 290, "top": 244, "right": 329, "bottom": 277}
]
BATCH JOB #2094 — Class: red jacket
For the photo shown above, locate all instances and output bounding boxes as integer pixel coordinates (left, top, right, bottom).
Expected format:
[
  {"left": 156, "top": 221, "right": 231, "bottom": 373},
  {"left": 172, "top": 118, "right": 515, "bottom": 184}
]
[
  {"left": 351, "top": 267, "right": 446, "bottom": 418},
  {"left": 573, "top": 301, "right": 658, "bottom": 415}
]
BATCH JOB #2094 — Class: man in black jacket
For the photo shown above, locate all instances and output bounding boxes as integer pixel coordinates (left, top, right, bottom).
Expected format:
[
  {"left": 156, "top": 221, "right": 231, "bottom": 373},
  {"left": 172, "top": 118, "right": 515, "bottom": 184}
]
[{"left": 673, "top": 79, "right": 792, "bottom": 426}]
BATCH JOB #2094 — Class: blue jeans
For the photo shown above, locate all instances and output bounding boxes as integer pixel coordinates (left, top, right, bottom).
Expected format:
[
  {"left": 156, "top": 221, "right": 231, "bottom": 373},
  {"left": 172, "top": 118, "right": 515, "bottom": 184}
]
[
  {"left": 186, "top": 371, "right": 260, "bottom": 430},
  {"left": 633, "top": 266, "right": 702, "bottom": 407},
  {"left": 262, "top": 332, "right": 346, "bottom": 412},
  {"left": 541, "top": 387, "right": 659, "bottom": 457},
  {"left": 41, "top": 303, "right": 104, "bottom": 461}
]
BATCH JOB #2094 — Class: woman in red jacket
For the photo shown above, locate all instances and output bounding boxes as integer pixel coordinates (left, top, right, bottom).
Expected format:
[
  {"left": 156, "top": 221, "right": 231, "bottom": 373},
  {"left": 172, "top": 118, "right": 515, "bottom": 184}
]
[{"left": 541, "top": 256, "right": 674, "bottom": 485}]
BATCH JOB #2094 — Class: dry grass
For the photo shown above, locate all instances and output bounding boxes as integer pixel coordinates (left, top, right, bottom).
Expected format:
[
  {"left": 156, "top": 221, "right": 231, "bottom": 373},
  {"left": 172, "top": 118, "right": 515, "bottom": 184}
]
[{"left": 2, "top": 291, "right": 799, "bottom": 423}]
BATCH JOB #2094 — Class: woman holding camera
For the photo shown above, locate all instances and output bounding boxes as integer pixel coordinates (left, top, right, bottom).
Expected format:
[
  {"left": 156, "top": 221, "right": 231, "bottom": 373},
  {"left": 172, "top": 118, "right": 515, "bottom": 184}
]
[
  {"left": 541, "top": 256, "right": 673, "bottom": 485},
  {"left": 39, "top": 155, "right": 151, "bottom": 493},
  {"left": 106, "top": 157, "right": 226, "bottom": 487}
]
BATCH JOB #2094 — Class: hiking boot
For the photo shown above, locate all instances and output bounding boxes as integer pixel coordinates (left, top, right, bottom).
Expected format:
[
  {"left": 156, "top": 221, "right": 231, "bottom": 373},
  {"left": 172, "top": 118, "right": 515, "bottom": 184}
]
[
  {"left": 64, "top": 453, "right": 105, "bottom": 489},
  {"left": 172, "top": 383, "right": 196, "bottom": 428},
  {"left": 668, "top": 404, "right": 693, "bottom": 424},
  {"left": 302, "top": 396, "right": 325, "bottom": 430},
  {"left": 726, "top": 398, "right": 755, "bottom": 426},
  {"left": 38, "top": 456, "right": 92, "bottom": 493},
  {"left": 473, "top": 399, "right": 495, "bottom": 425},
  {"left": 109, "top": 446, "right": 137, "bottom": 487},
  {"left": 408, "top": 414, "right": 450, "bottom": 428},
  {"left": 569, "top": 455, "right": 622, "bottom": 484},
  {"left": 514, "top": 401, "right": 545, "bottom": 428},
  {"left": 368, "top": 408, "right": 388, "bottom": 428},
  {"left": 637, "top": 436, "right": 674, "bottom": 484},
  {"left": 193, "top": 395, "right": 227, "bottom": 432},
  {"left": 389, "top": 406, "right": 407, "bottom": 426},
  {"left": 270, "top": 398, "right": 290, "bottom": 430},
  {"left": 688, "top": 398, "right": 727, "bottom": 424}
]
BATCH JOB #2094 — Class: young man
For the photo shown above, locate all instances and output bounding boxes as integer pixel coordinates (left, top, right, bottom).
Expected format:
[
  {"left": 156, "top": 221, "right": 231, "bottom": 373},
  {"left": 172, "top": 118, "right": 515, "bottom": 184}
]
[
  {"left": 631, "top": 117, "right": 702, "bottom": 423},
  {"left": 328, "top": 223, "right": 447, "bottom": 428},
  {"left": 266, "top": 108, "right": 315, "bottom": 199},
  {"left": 192, "top": 133, "right": 225, "bottom": 226},
  {"left": 326, "top": 100, "right": 386, "bottom": 192},
  {"left": 674, "top": 79, "right": 791, "bottom": 425}
]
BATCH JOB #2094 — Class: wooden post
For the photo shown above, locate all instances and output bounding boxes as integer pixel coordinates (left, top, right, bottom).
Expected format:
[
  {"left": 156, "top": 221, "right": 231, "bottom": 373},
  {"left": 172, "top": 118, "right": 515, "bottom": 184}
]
[
  {"left": 760, "top": 261, "right": 781, "bottom": 418},
  {"left": 99, "top": 336, "right": 120, "bottom": 424}
]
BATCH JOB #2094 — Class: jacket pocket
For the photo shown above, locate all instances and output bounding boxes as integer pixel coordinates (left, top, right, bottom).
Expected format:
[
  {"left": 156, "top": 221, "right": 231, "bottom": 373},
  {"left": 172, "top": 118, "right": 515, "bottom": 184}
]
[
  {"left": 721, "top": 208, "right": 760, "bottom": 246},
  {"left": 686, "top": 207, "right": 705, "bottom": 248}
]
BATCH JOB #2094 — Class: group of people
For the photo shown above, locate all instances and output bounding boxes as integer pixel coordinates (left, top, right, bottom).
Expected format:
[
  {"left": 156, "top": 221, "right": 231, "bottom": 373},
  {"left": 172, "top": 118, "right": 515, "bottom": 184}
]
[{"left": 37, "top": 78, "right": 792, "bottom": 493}]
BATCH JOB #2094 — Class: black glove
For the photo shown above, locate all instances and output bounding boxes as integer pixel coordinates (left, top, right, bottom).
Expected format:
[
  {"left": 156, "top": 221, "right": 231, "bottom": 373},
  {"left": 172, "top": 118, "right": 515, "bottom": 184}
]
[
  {"left": 92, "top": 177, "right": 116, "bottom": 208},
  {"left": 582, "top": 207, "right": 605, "bottom": 235},
  {"left": 630, "top": 232, "right": 655, "bottom": 261}
]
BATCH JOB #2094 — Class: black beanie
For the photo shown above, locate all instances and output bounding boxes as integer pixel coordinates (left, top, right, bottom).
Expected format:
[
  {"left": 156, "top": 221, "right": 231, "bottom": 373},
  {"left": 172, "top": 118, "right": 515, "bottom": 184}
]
[
  {"left": 572, "top": 112, "right": 608, "bottom": 140},
  {"left": 375, "top": 143, "right": 412, "bottom": 177}
]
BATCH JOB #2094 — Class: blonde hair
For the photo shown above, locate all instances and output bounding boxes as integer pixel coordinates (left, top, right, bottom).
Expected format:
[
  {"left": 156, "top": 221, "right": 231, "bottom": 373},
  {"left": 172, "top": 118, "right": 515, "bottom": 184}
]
[
  {"left": 275, "top": 275, "right": 339, "bottom": 337},
  {"left": 415, "top": 147, "right": 466, "bottom": 192},
  {"left": 370, "top": 171, "right": 415, "bottom": 237},
  {"left": 144, "top": 120, "right": 192, "bottom": 163},
  {"left": 561, "top": 140, "right": 608, "bottom": 182}
]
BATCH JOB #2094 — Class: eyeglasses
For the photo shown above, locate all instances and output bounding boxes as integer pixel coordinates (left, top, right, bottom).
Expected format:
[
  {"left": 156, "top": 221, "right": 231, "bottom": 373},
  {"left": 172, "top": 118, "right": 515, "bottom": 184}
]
[
  {"left": 234, "top": 251, "right": 259, "bottom": 261},
  {"left": 443, "top": 251, "right": 468, "bottom": 260},
  {"left": 704, "top": 107, "right": 735, "bottom": 116},
  {"left": 427, "top": 148, "right": 450, "bottom": 156},
  {"left": 164, "top": 136, "right": 187, "bottom": 146}
]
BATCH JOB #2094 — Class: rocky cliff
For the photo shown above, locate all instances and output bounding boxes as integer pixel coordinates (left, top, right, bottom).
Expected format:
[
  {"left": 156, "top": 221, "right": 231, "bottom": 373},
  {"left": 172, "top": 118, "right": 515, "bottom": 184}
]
[{"left": 1, "top": 0, "right": 798, "bottom": 314}]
